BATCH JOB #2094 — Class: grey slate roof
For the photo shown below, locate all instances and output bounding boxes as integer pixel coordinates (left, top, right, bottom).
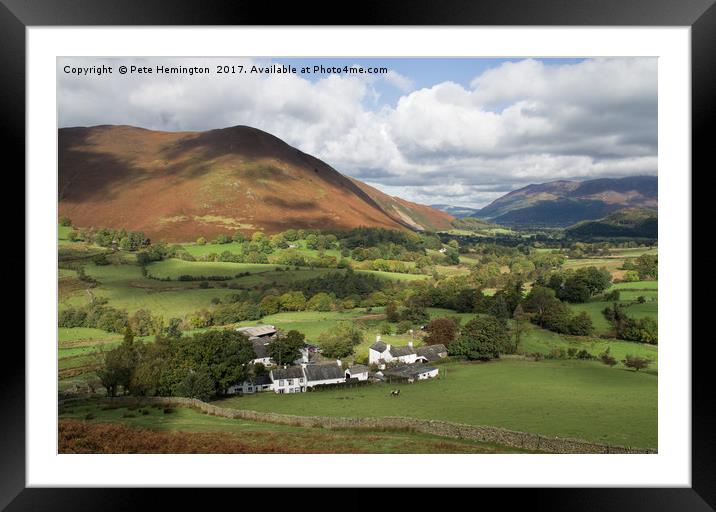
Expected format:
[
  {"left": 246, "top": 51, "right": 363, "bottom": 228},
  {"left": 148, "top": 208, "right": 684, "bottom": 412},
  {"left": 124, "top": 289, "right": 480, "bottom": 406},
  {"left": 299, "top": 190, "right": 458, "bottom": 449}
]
[
  {"left": 389, "top": 345, "right": 416, "bottom": 357},
  {"left": 370, "top": 341, "right": 387, "bottom": 353},
  {"left": 243, "top": 374, "right": 272, "bottom": 386},
  {"left": 383, "top": 363, "right": 438, "bottom": 379},
  {"left": 237, "top": 325, "right": 277, "bottom": 338},
  {"left": 304, "top": 364, "right": 345, "bottom": 382},
  {"left": 271, "top": 366, "right": 304, "bottom": 380},
  {"left": 416, "top": 344, "right": 448, "bottom": 361},
  {"left": 252, "top": 340, "right": 270, "bottom": 359},
  {"left": 347, "top": 364, "right": 369, "bottom": 375}
]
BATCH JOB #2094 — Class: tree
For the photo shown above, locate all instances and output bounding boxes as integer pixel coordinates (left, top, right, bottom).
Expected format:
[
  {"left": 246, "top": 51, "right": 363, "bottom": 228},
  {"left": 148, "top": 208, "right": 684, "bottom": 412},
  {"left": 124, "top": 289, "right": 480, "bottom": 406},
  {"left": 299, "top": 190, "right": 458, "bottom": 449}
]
[
  {"left": 268, "top": 330, "right": 305, "bottom": 366},
  {"left": 385, "top": 301, "right": 400, "bottom": 323},
  {"left": 306, "top": 292, "right": 333, "bottom": 312},
  {"left": 449, "top": 315, "right": 511, "bottom": 360},
  {"left": 523, "top": 286, "right": 559, "bottom": 328},
  {"left": 599, "top": 347, "right": 618, "bottom": 367},
  {"left": 279, "top": 291, "right": 306, "bottom": 311},
  {"left": 164, "top": 318, "right": 183, "bottom": 338},
  {"left": 635, "top": 254, "right": 658, "bottom": 280},
  {"left": 512, "top": 304, "right": 528, "bottom": 352},
  {"left": 424, "top": 317, "right": 458, "bottom": 346},
  {"left": 317, "top": 321, "right": 365, "bottom": 358},
  {"left": 59, "top": 216, "right": 72, "bottom": 227},
  {"left": 379, "top": 322, "right": 393, "bottom": 335},
  {"left": 196, "top": 237, "right": 206, "bottom": 245},
  {"left": 97, "top": 343, "right": 136, "bottom": 397},
  {"left": 623, "top": 354, "right": 652, "bottom": 371},
  {"left": 175, "top": 369, "right": 214, "bottom": 400},
  {"left": 318, "top": 337, "right": 355, "bottom": 359},
  {"left": 568, "top": 311, "right": 594, "bottom": 336},
  {"left": 260, "top": 295, "right": 281, "bottom": 316}
]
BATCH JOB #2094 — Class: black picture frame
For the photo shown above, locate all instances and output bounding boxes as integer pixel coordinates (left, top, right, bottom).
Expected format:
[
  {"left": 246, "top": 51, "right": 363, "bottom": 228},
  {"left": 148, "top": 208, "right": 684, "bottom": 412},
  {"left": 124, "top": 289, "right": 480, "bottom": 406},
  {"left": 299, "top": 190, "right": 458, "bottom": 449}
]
[{"left": 5, "top": 0, "right": 712, "bottom": 509}]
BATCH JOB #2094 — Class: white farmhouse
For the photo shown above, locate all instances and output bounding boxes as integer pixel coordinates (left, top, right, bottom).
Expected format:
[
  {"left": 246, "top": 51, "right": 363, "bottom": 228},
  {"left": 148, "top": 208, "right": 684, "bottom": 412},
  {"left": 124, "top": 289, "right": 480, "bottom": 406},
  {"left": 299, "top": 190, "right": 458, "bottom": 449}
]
[
  {"left": 227, "top": 374, "right": 272, "bottom": 395},
  {"left": 368, "top": 336, "right": 419, "bottom": 367},
  {"left": 270, "top": 366, "right": 306, "bottom": 394},
  {"left": 304, "top": 361, "right": 346, "bottom": 388}
]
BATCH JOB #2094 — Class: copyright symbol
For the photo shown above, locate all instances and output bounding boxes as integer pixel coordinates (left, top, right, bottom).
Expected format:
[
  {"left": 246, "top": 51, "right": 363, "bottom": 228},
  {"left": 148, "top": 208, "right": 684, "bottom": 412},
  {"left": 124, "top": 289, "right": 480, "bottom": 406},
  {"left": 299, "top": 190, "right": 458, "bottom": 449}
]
[{"left": 119, "top": 66, "right": 127, "bottom": 74}]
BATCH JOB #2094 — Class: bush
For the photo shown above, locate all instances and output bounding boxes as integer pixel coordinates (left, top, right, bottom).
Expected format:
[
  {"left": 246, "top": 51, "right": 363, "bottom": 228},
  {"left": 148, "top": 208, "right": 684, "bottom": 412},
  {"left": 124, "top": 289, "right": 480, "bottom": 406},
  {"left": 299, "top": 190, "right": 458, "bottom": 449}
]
[{"left": 163, "top": 407, "right": 176, "bottom": 414}]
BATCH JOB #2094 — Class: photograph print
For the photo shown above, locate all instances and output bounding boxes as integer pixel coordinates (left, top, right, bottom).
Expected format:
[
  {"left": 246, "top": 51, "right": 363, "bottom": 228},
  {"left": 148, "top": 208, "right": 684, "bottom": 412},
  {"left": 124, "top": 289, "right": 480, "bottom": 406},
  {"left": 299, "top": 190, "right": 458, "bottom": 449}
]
[{"left": 57, "top": 56, "right": 658, "bottom": 454}]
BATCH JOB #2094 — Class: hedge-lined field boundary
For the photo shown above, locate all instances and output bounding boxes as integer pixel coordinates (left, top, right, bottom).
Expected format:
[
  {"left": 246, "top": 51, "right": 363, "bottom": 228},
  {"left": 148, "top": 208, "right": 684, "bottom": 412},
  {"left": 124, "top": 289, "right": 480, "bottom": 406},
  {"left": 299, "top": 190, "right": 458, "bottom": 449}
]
[{"left": 70, "top": 396, "right": 655, "bottom": 454}]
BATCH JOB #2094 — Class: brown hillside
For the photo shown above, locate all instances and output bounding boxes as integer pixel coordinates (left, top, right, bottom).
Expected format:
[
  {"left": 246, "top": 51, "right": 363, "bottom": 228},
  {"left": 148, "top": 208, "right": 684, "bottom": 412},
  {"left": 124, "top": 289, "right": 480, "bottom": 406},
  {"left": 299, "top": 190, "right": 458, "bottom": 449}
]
[
  {"left": 58, "top": 125, "right": 450, "bottom": 242},
  {"left": 349, "top": 178, "right": 454, "bottom": 232}
]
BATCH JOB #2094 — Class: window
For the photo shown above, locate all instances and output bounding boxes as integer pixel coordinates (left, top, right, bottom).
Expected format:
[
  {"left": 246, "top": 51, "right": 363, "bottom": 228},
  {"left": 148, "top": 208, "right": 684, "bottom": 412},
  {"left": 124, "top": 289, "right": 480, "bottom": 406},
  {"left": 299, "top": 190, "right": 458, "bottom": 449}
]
[{"left": 288, "top": 379, "right": 293, "bottom": 385}]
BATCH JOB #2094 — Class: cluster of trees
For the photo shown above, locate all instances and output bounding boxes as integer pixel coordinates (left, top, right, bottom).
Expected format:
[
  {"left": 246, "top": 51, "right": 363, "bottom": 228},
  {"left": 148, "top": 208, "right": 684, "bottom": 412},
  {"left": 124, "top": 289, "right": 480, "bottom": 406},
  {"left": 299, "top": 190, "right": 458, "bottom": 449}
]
[
  {"left": 317, "top": 322, "right": 366, "bottom": 359},
  {"left": 98, "top": 328, "right": 256, "bottom": 399},
  {"left": 522, "top": 286, "right": 595, "bottom": 336},
  {"left": 59, "top": 303, "right": 165, "bottom": 336},
  {"left": 448, "top": 316, "right": 513, "bottom": 361},
  {"left": 67, "top": 227, "right": 150, "bottom": 251},
  {"left": 622, "top": 254, "right": 658, "bottom": 280},
  {"left": 602, "top": 303, "right": 658, "bottom": 344},
  {"left": 538, "top": 266, "right": 612, "bottom": 303}
]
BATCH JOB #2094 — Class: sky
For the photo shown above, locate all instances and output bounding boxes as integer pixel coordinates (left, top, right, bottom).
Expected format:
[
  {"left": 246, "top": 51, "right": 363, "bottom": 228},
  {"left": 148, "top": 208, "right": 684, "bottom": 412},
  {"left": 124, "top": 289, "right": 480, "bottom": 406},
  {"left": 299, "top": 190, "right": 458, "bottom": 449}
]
[{"left": 58, "top": 57, "right": 657, "bottom": 208}]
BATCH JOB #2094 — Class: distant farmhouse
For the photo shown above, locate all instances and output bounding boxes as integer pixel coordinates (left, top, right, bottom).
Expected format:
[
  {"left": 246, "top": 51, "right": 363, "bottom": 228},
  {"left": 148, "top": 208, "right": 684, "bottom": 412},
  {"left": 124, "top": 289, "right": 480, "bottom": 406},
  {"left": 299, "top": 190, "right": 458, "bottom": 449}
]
[
  {"left": 369, "top": 336, "right": 448, "bottom": 368},
  {"left": 229, "top": 329, "right": 443, "bottom": 395},
  {"left": 381, "top": 363, "right": 439, "bottom": 383},
  {"left": 237, "top": 324, "right": 316, "bottom": 367}
]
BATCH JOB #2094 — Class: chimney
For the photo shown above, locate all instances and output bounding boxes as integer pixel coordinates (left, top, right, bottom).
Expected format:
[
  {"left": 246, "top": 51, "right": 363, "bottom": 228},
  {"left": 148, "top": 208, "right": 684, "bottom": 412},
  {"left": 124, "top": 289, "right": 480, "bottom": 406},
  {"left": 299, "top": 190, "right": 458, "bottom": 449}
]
[
  {"left": 386, "top": 343, "right": 391, "bottom": 352},
  {"left": 376, "top": 335, "right": 381, "bottom": 343},
  {"left": 336, "top": 359, "right": 342, "bottom": 368},
  {"left": 408, "top": 341, "right": 413, "bottom": 348}
]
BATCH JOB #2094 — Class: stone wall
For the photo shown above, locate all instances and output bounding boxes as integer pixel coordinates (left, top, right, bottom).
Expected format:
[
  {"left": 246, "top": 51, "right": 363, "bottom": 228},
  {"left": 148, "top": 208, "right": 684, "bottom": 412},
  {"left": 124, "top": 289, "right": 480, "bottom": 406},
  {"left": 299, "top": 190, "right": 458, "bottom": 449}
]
[{"left": 95, "top": 396, "right": 656, "bottom": 454}]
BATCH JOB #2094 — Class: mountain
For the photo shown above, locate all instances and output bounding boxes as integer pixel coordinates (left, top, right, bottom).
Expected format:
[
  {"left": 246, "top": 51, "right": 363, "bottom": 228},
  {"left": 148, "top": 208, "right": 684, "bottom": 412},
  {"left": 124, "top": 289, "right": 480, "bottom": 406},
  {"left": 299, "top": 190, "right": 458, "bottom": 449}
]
[
  {"left": 430, "top": 204, "right": 483, "bottom": 219},
  {"left": 58, "top": 125, "right": 453, "bottom": 242},
  {"left": 350, "top": 180, "right": 454, "bottom": 232},
  {"left": 566, "top": 207, "right": 658, "bottom": 239},
  {"left": 474, "top": 176, "right": 657, "bottom": 227}
]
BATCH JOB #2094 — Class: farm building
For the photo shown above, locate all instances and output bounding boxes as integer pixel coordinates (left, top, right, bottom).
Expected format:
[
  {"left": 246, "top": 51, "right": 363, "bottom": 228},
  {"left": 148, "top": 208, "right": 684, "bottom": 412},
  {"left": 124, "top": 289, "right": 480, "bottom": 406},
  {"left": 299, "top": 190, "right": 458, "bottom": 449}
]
[
  {"left": 227, "top": 374, "right": 272, "bottom": 395},
  {"left": 250, "top": 339, "right": 273, "bottom": 366},
  {"left": 304, "top": 361, "right": 347, "bottom": 388},
  {"left": 382, "top": 364, "right": 439, "bottom": 383},
  {"left": 236, "top": 324, "right": 278, "bottom": 338},
  {"left": 270, "top": 366, "right": 306, "bottom": 394},
  {"left": 369, "top": 336, "right": 419, "bottom": 367},
  {"left": 345, "top": 364, "right": 369, "bottom": 381},
  {"left": 416, "top": 344, "right": 448, "bottom": 362}
]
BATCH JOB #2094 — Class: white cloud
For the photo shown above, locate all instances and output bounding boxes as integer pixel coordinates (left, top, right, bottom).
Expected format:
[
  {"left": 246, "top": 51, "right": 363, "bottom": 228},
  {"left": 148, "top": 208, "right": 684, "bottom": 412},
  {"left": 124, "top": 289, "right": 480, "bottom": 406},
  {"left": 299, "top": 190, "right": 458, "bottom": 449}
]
[{"left": 58, "top": 57, "right": 657, "bottom": 208}]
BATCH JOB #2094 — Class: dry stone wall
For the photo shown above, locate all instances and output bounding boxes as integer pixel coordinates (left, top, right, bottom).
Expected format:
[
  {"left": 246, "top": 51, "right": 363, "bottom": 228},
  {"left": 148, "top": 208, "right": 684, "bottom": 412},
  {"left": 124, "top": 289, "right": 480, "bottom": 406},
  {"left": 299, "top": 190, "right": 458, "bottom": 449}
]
[{"left": 94, "top": 396, "right": 655, "bottom": 454}]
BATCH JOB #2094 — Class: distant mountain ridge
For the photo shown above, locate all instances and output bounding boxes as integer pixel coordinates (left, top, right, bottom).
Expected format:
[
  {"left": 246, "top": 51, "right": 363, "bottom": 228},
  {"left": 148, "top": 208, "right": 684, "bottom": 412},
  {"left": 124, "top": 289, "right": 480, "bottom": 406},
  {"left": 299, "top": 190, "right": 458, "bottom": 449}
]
[
  {"left": 566, "top": 207, "right": 658, "bottom": 239},
  {"left": 473, "top": 176, "right": 657, "bottom": 227},
  {"left": 430, "top": 204, "right": 483, "bottom": 219},
  {"left": 58, "top": 125, "right": 453, "bottom": 241}
]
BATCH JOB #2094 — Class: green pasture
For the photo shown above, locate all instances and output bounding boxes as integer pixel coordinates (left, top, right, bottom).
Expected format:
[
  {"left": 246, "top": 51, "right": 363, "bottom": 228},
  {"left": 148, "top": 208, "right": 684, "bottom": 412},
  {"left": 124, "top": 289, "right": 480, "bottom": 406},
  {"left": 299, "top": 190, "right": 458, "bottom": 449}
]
[
  {"left": 216, "top": 359, "right": 657, "bottom": 449},
  {"left": 519, "top": 324, "right": 658, "bottom": 370}
]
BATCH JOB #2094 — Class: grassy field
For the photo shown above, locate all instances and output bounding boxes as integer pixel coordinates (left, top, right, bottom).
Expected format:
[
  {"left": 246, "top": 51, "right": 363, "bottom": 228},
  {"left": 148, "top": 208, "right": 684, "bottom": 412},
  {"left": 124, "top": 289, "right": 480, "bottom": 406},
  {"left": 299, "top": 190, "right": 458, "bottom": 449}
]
[
  {"left": 215, "top": 359, "right": 657, "bottom": 449},
  {"left": 146, "top": 259, "right": 279, "bottom": 279},
  {"left": 519, "top": 324, "right": 658, "bottom": 370},
  {"left": 58, "top": 403, "right": 531, "bottom": 453},
  {"left": 568, "top": 280, "right": 658, "bottom": 336}
]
